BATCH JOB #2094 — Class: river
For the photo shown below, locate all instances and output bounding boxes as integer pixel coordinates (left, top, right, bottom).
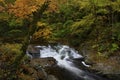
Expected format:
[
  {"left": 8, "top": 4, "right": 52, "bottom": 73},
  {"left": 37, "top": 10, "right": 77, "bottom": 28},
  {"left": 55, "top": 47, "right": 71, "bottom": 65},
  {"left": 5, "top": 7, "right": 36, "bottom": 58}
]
[{"left": 26, "top": 44, "right": 108, "bottom": 80}]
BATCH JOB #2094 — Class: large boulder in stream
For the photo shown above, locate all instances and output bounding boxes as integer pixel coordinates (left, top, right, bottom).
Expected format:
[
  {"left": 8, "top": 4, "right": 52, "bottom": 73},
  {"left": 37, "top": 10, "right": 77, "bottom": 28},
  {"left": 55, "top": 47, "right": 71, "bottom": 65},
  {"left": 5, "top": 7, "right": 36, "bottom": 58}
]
[
  {"left": 19, "top": 57, "right": 57, "bottom": 80},
  {"left": 26, "top": 45, "right": 59, "bottom": 80},
  {"left": 27, "top": 45, "right": 40, "bottom": 58},
  {"left": 29, "top": 57, "right": 58, "bottom": 80},
  {"left": 30, "top": 57, "right": 57, "bottom": 67}
]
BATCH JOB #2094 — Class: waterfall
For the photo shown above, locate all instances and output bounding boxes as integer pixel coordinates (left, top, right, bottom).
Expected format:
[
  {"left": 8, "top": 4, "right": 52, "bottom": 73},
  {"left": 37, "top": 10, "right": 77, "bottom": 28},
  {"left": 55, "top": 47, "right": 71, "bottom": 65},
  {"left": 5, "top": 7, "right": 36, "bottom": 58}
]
[{"left": 27, "top": 44, "right": 107, "bottom": 80}]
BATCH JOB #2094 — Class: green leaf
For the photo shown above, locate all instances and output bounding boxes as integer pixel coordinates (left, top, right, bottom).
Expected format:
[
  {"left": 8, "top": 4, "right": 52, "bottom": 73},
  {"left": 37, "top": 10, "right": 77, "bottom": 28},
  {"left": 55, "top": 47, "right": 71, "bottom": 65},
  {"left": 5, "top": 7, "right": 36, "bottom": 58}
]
[{"left": 111, "top": 43, "right": 119, "bottom": 52}]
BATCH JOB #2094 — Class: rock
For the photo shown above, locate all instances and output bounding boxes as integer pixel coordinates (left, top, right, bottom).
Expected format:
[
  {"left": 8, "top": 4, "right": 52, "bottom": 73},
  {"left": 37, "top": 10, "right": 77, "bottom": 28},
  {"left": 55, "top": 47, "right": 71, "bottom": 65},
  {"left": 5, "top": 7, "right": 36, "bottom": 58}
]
[
  {"left": 83, "top": 51, "right": 120, "bottom": 80},
  {"left": 29, "top": 57, "right": 57, "bottom": 80},
  {"left": 30, "top": 57, "right": 57, "bottom": 68},
  {"left": 27, "top": 45, "right": 40, "bottom": 58},
  {"left": 19, "top": 64, "right": 47, "bottom": 80},
  {"left": 47, "top": 75, "right": 58, "bottom": 80},
  {"left": 27, "top": 45, "right": 40, "bottom": 53}
]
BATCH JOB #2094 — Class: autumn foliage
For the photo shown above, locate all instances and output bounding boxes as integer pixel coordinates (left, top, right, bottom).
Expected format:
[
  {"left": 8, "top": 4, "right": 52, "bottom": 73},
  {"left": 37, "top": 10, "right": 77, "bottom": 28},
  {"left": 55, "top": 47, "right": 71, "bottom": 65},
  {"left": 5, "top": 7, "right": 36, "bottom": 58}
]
[
  {"left": 33, "top": 22, "right": 52, "bottom": 40},
  {"left": 8, "top": 0, "right": 44, "bottom": 18},
  {"left": 6, "top": 0, "right": 59, "bottom": 19},
  {"left": 0, "top": 0, "right": 120, "bottom": 79}
]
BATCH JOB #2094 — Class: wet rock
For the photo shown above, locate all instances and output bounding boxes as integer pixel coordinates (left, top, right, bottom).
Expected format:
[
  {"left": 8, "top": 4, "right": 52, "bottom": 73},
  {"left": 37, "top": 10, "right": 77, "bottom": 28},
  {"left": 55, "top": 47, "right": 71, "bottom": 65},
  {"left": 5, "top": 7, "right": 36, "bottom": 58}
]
[
  {"left": 29, "top": 57, "right": 57, "bottom": 80},
  {"left": 47, "top": 75, "right": 58, "bottom": 80},
  {"left": 27, "top": 45, "right": 40, "bottom": 58},
  {"left": 27, "top": 45, "right": 40, "bottom": 53},
  {"left": 30, "top": 57, "right": 57, "bottom": 67}
]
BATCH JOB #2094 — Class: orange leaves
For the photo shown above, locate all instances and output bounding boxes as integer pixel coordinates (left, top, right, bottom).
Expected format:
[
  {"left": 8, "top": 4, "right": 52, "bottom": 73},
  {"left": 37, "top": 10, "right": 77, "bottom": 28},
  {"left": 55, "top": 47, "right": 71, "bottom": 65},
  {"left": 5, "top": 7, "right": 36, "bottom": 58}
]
[
  {"left": 0, "top": 6, "right": 4, "bottom": 12},
  {"left": 0, "top": 0, "right": 6, "bottom": 12},
  {"left": 35, "top": 0, "right": 46, "bottom": 5},
  {"left": 7, "top": 0, "right": 60, "bottom": 18},
  {"left": 2, "top": 0, "right": 62, "bottom": 19},
  {"left": 33, "top": 28, "right": 51, "bottom": 39},
  {"left": 0, "top": 0, "right": 3, "bottom": 2},
  {"left": 8, "top": 0, "right": 39, "bottom": 18},
  {"left": 33, "top": 22, "right": 52, "bottom": 40},
  {"left": 30, "top": 5, "right": 37, "bottom": 12},
  {"left": 47, "top": 0, "right": 58, "bottom": 12}
]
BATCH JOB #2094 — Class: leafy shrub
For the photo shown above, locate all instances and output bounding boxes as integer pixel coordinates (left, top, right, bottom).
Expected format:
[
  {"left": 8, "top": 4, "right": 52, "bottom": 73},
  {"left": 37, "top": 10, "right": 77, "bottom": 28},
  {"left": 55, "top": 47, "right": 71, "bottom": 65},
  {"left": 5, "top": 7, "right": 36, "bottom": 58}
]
[{"left": 0, "top": 43, "right": 22, "bottom": 79}]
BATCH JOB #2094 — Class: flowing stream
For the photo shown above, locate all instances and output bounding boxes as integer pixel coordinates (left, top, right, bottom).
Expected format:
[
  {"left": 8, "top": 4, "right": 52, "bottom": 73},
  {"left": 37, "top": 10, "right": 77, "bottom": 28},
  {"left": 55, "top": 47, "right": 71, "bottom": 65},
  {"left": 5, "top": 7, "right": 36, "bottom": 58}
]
[{"left": 27, "top": 44, "right": 107, "bottom": 80}]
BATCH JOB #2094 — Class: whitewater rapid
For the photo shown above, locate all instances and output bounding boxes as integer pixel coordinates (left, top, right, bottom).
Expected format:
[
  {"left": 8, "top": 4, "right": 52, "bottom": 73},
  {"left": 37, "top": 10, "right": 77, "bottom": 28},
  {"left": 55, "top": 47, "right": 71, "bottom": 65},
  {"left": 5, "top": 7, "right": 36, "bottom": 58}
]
[
  {"left": 27, "top": 44, "right": 107, "bottom": 80},
  {"left": 34, "top": 45, "right": 95, "bottom": 80}
]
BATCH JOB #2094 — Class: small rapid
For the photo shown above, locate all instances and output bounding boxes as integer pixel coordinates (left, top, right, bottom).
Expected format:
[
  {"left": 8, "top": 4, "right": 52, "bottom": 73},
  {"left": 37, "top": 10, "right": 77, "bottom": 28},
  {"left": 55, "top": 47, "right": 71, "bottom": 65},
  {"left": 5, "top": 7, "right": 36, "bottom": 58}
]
[{"left": 27, "top": 44, "right": 107, "bottom": 80}]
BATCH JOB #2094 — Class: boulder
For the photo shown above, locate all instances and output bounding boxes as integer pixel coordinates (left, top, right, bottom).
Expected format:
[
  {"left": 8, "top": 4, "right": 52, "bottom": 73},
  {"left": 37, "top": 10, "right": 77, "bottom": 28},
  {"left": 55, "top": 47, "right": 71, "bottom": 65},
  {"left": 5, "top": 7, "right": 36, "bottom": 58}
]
[
  {"left": 29, "top": 57, "right": 57, "bottom": 80},
  {"left": 27, "top": 45, "right": 40, "bottom": 58},
  {"left": 47, "top": 75, "right": 58, "bottom": 80},
  {"left": 30, "top": 57, "right": 57, "bottom": 68}
]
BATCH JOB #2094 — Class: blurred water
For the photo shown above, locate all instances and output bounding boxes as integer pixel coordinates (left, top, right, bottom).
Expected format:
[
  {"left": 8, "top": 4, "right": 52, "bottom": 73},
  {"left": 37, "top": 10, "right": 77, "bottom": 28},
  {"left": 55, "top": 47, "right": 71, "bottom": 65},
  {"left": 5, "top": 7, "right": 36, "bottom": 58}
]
[{"left": 27, "top": 44, "right": 107, "bottom": 80}]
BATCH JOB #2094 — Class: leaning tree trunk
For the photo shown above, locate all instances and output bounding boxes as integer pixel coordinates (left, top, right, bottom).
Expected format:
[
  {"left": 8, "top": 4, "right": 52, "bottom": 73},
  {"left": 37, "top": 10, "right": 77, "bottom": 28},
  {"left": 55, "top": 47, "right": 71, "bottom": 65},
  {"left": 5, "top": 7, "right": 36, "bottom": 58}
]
[{"left": 12, "top": 0, "right": 50, "bottom": 69}]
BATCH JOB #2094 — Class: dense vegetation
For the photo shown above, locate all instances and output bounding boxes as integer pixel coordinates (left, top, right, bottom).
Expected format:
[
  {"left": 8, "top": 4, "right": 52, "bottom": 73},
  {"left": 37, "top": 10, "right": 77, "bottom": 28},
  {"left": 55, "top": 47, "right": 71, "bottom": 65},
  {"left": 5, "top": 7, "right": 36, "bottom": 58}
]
[{"left": 0, "top": 0, "right": 120, "bottom": 80}]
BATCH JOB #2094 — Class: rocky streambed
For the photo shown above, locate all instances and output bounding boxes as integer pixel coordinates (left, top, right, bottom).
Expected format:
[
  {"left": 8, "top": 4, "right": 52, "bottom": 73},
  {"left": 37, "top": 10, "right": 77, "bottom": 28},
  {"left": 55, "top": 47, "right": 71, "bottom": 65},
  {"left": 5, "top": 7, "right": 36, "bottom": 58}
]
[
  {"left": 25, "top": 44, "right": 113, "bottom": 80},
  {"left": 81, "top": 49, "right": 120, "bottom": 80}
]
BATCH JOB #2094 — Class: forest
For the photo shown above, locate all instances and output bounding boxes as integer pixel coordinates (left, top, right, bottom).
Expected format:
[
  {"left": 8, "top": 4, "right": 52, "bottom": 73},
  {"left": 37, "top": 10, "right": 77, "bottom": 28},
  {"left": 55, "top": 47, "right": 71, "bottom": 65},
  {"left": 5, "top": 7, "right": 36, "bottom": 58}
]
[{"left": 0, "top": 0, "right": 120, "bottom": 80}]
